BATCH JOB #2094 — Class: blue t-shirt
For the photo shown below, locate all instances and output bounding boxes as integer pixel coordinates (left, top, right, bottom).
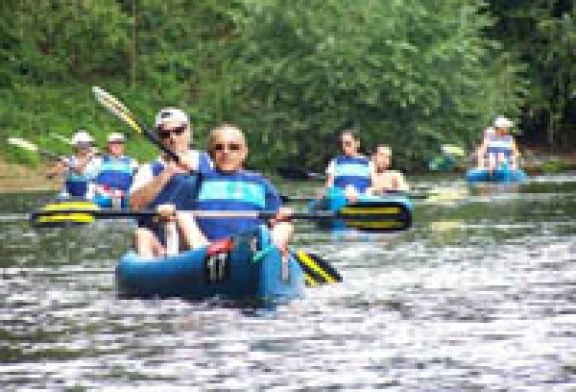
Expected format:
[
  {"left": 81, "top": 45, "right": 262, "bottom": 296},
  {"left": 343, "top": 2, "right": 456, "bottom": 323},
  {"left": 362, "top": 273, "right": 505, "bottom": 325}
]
[{"left": 193, "top": 170, "right": 281, "bottom": 241}]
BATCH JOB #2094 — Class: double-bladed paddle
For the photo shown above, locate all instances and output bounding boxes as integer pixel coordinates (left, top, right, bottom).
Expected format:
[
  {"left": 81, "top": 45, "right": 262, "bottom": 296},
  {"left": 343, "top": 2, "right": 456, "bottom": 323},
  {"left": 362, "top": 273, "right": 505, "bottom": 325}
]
[
  {"left": 29, "top": 200, "right": 343, "bottom": 286},
  {"left": 7, "top": 137, "right": 62, "bottom": 161},
  {"left": 92, "top": 86, "right": 179, "bottom": 162},
  {"left": 30, "top": 199, "right": 411, "bottom": 232}
]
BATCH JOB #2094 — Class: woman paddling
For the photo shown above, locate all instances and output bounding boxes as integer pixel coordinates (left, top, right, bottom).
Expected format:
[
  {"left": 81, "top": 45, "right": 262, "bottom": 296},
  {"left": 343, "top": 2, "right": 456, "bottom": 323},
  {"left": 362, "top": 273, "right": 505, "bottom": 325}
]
[
  {"left": 320, "top": 129, "right": 372, "bottom": 202},
  {"left": 476, "top": 116, "right": 521, "bottom": 173}
]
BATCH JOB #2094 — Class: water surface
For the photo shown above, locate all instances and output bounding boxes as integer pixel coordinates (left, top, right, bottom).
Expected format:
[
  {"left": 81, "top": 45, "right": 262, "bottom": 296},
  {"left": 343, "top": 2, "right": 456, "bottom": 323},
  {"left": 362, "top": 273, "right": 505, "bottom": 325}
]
[{"left": 1, "top": 175, "right": 575, "bottom": 390}]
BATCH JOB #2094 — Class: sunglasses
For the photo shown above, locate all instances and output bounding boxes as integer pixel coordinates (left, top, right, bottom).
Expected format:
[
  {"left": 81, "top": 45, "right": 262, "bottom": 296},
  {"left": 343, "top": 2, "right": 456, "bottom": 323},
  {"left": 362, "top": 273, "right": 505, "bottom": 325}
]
[
  {"left": 341, "top": 140, "right": 354, "bottom": 147},
  {"left": 212, "top": 142, "right": 242, "bottom": 152},
  {"left": 158, "top": 125, "right": 187, "bottom": 139}
]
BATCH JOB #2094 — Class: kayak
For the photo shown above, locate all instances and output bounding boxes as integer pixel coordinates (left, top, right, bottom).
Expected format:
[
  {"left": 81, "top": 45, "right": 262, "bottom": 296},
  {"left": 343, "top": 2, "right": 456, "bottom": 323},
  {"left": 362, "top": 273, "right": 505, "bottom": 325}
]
[
  {"left": 466, "top": 167, "right": 527, "bottom": 183},
  {"left": 309, "top": 187, "right": 413, "bottom": 232},
  {"left": 115, "top": 226, "right": 305, "bottom": 303}
]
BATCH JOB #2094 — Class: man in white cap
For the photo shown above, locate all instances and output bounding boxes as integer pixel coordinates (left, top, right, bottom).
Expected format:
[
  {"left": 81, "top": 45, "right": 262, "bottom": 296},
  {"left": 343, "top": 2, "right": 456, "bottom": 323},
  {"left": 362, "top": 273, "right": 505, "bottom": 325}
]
[
  {"left": 130, "top": 107, "right": 212, "bottom": 257},
  {"left": 92, "top": 132, "right": 139, "bottom": 208},
  {"left": 476, "top": 116, "right": 521, "bottom": 171},
  {"left": 47, "top": 130, "right": 100, "bottom": 199}
]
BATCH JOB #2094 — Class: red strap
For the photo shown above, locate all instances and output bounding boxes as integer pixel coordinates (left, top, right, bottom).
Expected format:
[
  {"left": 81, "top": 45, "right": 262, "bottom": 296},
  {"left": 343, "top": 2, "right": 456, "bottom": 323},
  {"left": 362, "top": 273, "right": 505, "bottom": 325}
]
[{"left": 206, "top": 238, "right": 233, "bottom": 256}]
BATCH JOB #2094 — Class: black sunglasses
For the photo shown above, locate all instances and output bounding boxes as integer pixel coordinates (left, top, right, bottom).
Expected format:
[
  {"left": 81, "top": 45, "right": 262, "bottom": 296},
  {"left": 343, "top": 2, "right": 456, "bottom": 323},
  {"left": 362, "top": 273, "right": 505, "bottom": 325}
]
[
  {"left": 212, "top": 142, "right": 242, "bottom": 152},
  {"left": 158, "top": 125, "right": 187, "bottom": 139}
]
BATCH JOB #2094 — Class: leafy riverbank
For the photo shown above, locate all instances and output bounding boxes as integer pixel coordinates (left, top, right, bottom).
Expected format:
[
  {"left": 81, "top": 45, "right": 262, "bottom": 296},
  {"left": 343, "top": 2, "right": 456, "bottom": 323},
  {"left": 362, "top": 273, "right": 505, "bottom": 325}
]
[{"left": 0, "top": 158, "right": 60, "bottom": 193}]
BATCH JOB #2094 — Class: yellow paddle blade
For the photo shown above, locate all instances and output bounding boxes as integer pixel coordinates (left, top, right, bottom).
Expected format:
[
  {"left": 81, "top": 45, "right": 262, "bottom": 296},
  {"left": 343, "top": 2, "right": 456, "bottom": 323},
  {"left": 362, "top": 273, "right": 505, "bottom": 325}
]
[
  {"left": 32, "top": 200, "right": 99, "bottom": 227},
  {"left": 92, "top": 86, "right": 144, "bottom": 134},
  {"left": 295, "top": 250, "right": 341, "bottom": 286}
]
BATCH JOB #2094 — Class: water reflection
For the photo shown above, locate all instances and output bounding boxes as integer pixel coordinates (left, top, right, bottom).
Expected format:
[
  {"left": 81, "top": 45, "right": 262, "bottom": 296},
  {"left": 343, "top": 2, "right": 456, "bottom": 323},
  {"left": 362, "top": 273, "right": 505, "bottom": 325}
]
[{"left": 0, "top": 175, "right": 575, "bottom": 390}]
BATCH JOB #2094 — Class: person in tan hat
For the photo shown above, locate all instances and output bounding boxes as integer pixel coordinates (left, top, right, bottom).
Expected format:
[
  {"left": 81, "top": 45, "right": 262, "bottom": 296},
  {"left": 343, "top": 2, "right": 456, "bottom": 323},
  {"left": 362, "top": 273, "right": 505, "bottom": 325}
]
[
  {"left": 130, "top": 107, "right": 212, "bottom": 257},
  {"left": 476, "top": 116, "right": 521, "bottom": 172}
]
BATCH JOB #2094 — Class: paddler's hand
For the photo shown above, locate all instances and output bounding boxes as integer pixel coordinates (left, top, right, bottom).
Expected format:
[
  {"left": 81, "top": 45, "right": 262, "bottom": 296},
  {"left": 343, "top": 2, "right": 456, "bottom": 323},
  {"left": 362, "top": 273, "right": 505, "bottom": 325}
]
[
  {"left": 344, "top": 185, "right": 359, "bottom": 203},
  {"left": 156, "top": 203, "right": 176, "bottom": 222},
  {"left": 163, "top": 153, "right": 195, "bottom": 175},
  {"left": 269, "top": 207, "right": 293, "bottom": 226}
]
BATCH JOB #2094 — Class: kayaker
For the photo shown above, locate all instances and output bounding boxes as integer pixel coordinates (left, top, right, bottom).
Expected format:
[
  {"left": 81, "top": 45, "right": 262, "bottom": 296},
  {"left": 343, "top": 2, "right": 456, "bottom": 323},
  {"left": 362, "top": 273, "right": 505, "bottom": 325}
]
[
  {"left": 153, "top": 124, "right": 294, "bottom": 258},
  {"left": 476, "top": 116, "right": 521, "bottom": 172},
  {"left": 93, "top": 132, "right": 139, "bottom": 208},
  {"left": 320, "top": 129, "right": 372, "bottom": 202},
  {"left": 47, "top": 130, "right": 100, "bottom": 199},
  {"left": 129, "top": 107, "right": 212, "bottom": 258},
  {"left": 366, "top": 145, "right": 409, "bottom": 195}
]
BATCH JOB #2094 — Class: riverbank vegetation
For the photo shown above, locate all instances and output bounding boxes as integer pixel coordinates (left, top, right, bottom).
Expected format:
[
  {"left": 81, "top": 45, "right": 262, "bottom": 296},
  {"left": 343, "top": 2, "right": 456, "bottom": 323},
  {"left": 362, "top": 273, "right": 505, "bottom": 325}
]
[{"left": 0, "top": 0, "right": 573, "bottom": 172}]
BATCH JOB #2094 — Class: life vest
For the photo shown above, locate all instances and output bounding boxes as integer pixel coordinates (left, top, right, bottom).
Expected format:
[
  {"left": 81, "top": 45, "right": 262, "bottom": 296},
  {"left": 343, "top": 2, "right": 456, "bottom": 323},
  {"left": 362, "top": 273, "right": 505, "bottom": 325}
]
[
  {"left": 64, "top": 156, "right": 99, "bottom": 198},
  {"left": 332, "top": 155, "right": 371, "bottom": 193},
  {"left": 486, "top": 135, "right": 514, "bottom": 161},
  {"left": 193, "top": 170, "right": 281, "bottom": 241},
  {"left": 136, "top": 151, "right": 211, "bottom": 241},
  {"left": 95, "top": 155, "right": 136, "bottom": 192}
]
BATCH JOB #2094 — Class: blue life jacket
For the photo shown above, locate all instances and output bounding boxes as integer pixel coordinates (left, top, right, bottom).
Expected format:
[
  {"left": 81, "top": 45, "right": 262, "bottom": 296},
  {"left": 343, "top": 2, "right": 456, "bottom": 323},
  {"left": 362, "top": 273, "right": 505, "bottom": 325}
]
[
  {"left": 193, "top": 170, "right": 281, "bottom": 241},
  {"left": 64, "top": 156, "right": 98, "bottom": 198},
  {"left": 137, "top": 152, "right": 211, "bottom": 240},
  {"left": 95, "top": 155, "right": 136, "bottom": 191},
  {"left": 486, "top": 135, "right": 514, "bottom": 161},
  {"left": 332, "top": 155, "right": 371, "bottom": 193}
]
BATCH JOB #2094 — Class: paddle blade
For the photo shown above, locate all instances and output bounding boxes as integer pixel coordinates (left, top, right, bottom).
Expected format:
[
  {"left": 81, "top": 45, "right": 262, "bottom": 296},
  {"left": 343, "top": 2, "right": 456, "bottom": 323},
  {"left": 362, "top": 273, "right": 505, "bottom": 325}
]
[
  {"left": 277, "top": 167, "right": 325, "bottom": 181},
  {"left": 294, "top": 250, "right": 342, "bottom": 287},
  {"left": 92, "top": 86, "right": 144, "bottom": 135},
  {"left": 7, "top": 137, "right": 39, "bottom": 152},
  {"left": 336, "top": 200, "right": 412, "bottom": 232},
  {"left": 30, "top": 200, "right": 99, "bottom": 227}
]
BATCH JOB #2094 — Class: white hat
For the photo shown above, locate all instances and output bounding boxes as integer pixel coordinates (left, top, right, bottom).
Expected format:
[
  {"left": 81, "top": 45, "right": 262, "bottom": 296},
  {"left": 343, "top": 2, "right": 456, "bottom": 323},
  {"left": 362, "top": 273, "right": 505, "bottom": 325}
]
[
  {"left": 107, "top": 132, "right": 125, "bottom": 143},
  {"left": 154, "top": 107, "right": 190, "bottom": 128},
  {"left": 493, "top": 116, "right": 513, "bottom": 129},
  {"left": 72, "top": 130, "right": 93, "bottom": 144}
]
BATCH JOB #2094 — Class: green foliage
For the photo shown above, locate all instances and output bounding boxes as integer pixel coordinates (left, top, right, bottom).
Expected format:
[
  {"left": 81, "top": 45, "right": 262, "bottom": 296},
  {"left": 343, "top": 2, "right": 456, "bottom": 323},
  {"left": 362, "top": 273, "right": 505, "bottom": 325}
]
[{"left": 1, "top": 0, "right": 570, "bottom": 174}]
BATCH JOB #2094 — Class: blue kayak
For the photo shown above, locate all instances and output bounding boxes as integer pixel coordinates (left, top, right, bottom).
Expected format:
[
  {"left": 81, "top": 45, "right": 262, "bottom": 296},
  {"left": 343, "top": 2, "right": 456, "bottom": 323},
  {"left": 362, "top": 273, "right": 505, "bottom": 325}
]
[
  {"left": 309, "top": 187, "right": 413, "bottom": 232},
  {"left": 466, "top": 167, "right": 527, "bottom": 183},
  {"left": 115, "top": 226, "right": 305, "bottom": 303}
]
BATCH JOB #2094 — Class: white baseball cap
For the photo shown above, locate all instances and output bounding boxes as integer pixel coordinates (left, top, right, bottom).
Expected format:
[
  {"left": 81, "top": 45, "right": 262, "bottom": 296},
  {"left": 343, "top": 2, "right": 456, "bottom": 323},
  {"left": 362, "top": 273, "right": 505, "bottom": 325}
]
[
  {"left": 72, "top": 130, "right": 93, "bottom": 144},
  {"left": 154, "top": 107, "right": 190, "bottom": 128},
  {"left": 493, "top": 116, "right": 513, "bottom": 129},
  {"left": 107, "top": 132, "right": 125, "bottom": 143}
]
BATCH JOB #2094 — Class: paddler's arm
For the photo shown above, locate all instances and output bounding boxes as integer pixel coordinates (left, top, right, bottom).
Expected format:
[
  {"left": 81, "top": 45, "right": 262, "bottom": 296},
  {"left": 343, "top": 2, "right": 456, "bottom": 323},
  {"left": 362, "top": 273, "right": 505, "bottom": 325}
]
[
  {"left": 46, "top": 157, "right": 68, "bottom": 179},
  {"left": 130, "top": 165, "right": 176, "bottom": 210},
  {"left": 510, "top": 138, "right": 521, "bottom": 169},
  {"left": 318, "top": 160, "right": 335, "bottom": 198},
  {"left": 476, "top": 140, "right": 488, "bottom": 168},
  {"left": 176, "top": 212, "right": 209, "bottom": 250}
]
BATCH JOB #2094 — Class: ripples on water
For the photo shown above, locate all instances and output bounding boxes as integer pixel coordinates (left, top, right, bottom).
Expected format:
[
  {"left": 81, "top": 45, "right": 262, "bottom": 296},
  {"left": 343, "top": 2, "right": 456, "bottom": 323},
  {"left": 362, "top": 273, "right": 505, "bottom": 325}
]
[{"left": 0, "top": 176, "right": 575, "bottom": 390}]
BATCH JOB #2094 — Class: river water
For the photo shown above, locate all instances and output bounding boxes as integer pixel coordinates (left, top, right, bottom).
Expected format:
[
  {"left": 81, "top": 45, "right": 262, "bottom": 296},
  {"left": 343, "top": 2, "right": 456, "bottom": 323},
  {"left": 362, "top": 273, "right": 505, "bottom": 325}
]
[{"left": 0, "top": 175, "right": 575, "bottom": 391}]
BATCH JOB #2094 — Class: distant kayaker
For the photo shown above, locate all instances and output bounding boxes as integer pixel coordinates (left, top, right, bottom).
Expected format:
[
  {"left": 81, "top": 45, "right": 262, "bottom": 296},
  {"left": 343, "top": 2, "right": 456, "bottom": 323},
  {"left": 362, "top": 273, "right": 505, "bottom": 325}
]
[
  {"left": 366, "top": 145, "right": 409, "bottom": 195},
  {"left": 129, "top": 107, "right": 212, "bottom": 258},
  {"left": 92, "top": 132, "right": 139, "bottom": 208},
  {"left": 320, "top": 129, "right": 372, "bottom": 202},
  {"left": 476, "top": 116, "right": 521, "bottom": 172},
  {"left": 47, "top": 130, "right": 100, "bottom": 199}
]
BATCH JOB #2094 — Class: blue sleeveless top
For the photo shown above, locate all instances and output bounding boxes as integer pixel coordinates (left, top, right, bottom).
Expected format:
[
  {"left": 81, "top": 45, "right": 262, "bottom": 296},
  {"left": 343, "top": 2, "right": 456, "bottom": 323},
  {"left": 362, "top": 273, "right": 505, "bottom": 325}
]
[
  {"left": 192, "top": 170, "right": 282, "bottom": 241},
  {"left": 332, "top": 155, "right": 371, "bottom": 193},
  {"left": 486, "top": 135, "right": 514, "bottom": 161},
  {"left": 95, "top": 155, "right": 136, "bottom": 191}
]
